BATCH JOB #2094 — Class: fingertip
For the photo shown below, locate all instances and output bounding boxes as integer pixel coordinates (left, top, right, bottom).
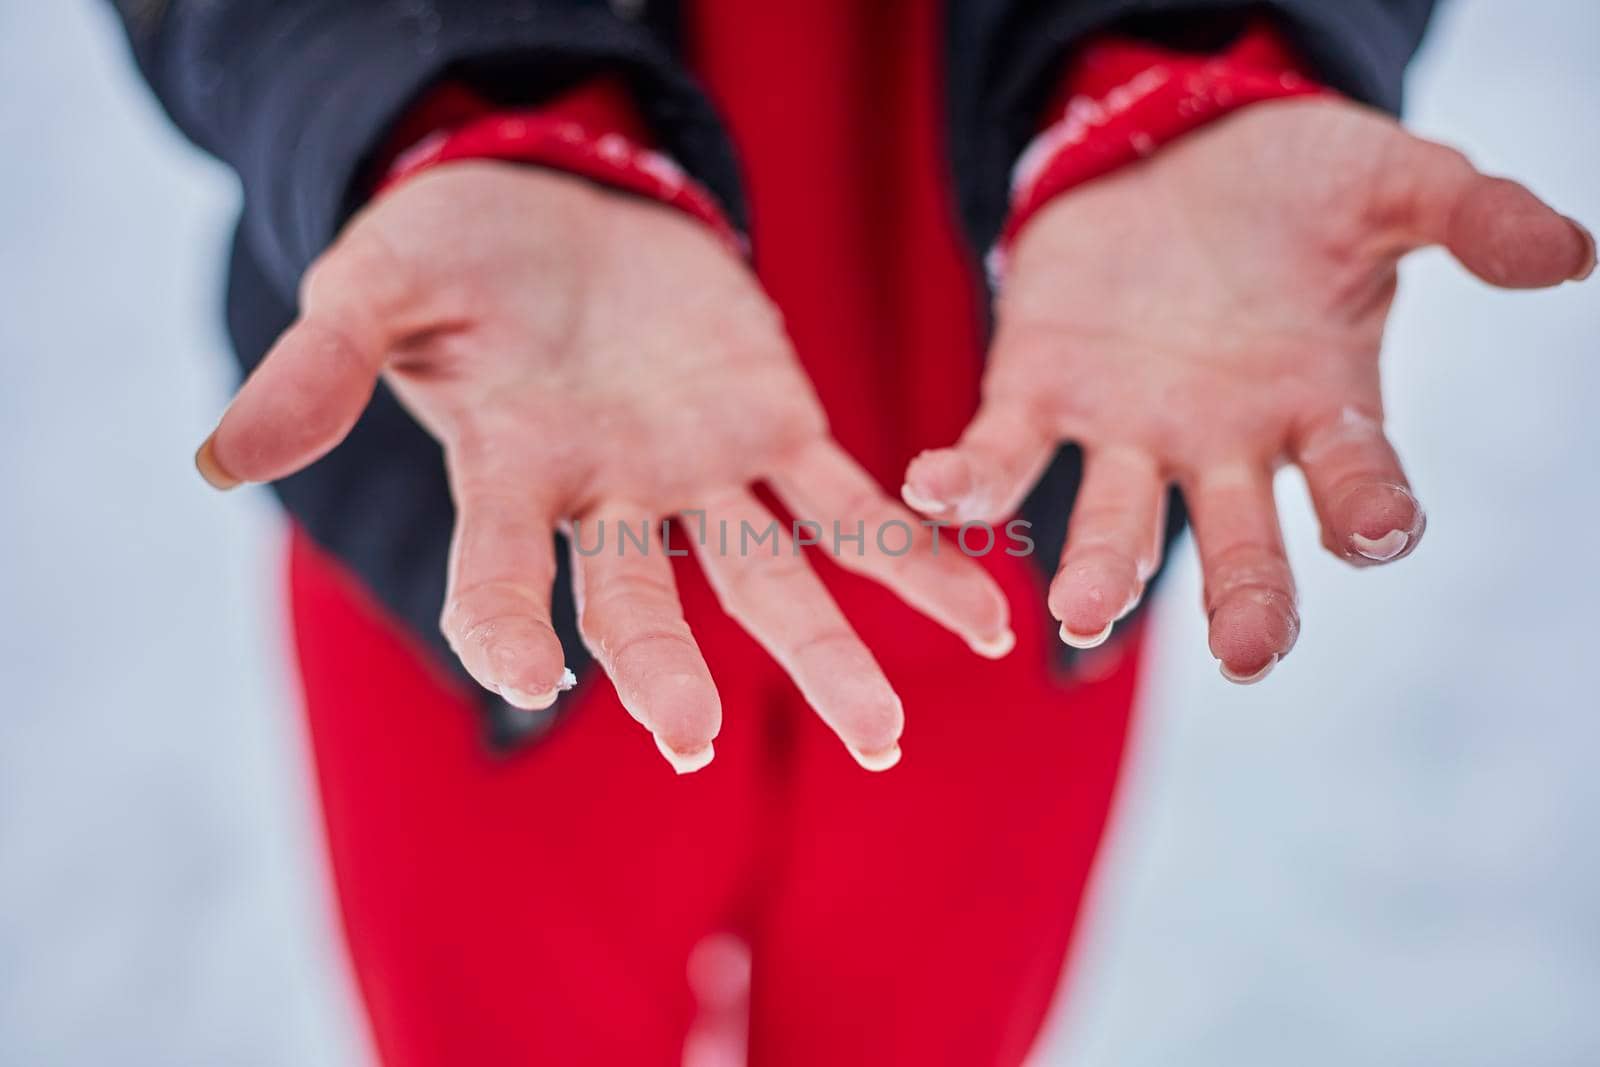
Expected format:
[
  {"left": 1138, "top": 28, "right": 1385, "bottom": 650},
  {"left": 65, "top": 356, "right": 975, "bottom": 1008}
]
[
  {"left": 1060, "top": 620, "right": 1114, "bottom": 650},
  {"left": 1208, "top": 589, "right": 1298, "bottom": 681},
  {"left": 903, "top": 450, "right": 969, "bottom": 516},
  {"left": 1053, "top": 590, "right": 1112, "bottom": 641},
  {"left": 1566, "top": 215, "right": 1597, "bottom": 281},
  {"left": 501, "top": 685, "right": 560, "bottom": 711},
  {"left": 834, "top": 686, "right": 904, "bottom": 769},
  {"left": 194, "top": 434, "right": 241, "bottom": 491},
  {"left": 501, "top": 666, "right": 576, "bottom": 711},
  {"left": 479, "top": 625, "right": 571, "bottom": 708},
  {"left": 969, "top": 628, "right": 1017, "bottom": 659},
  {"left": 1451, "top": 178, "right": 1594, "bottom": 288},
  {"left": 1220, "top": 654, "right": 1279, "bottom": 685},
  {"left": 1335, "top": 483, "right": 1425, "bottom": 566},
  {"left": 1050, "top": 559, "right": 1139, "bottom": 645},
  {"left": 900, "top": 481, "right": 948, "bottom": 516},
  {"left": 847, "top": 743, "right": 903, "bottom": 773},
  {"left": 213, "top": 316, "right": 384, "bottom": 484},
  {"left": 654, "top": 735, "right": 716, "bottom": 775},
  {"left": 643, "top": 672, "right": 723, "bottom": 757},
  {"left": 1350, "top": 529, "right": 1409, "bottom": 562}
]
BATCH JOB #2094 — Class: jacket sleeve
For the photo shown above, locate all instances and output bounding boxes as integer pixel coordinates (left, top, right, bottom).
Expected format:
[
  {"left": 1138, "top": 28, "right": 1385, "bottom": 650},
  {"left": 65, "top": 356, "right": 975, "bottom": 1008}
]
[
  {"left": 947, "top": 0, "right": 1440, "bottom": 256},
  {"left": 107, "top": 0, "right": 744, "bottom": 304}
]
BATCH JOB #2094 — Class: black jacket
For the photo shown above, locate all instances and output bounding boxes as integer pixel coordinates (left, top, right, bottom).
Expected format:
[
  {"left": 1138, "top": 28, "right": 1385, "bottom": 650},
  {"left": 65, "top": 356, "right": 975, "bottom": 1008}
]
[{"left": 112, "top": 0, "right": 1437, "bottom": 747}]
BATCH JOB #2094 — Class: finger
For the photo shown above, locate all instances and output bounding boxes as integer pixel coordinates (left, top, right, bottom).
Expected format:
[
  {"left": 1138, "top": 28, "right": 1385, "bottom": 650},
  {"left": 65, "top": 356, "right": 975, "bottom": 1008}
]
[
  {"left": 1048, "top": 446, "right": 1166, "bottom": 648},
  {"left": 1184, "top": 464, "right": 1300, "bottom": 684},
  {"left": 440, "top": 483, "right": 571, "bottom": 711},
  {"left": 1397, "top": 139, "right": 1594, "bottom": 288},
  {"left": 195, "top": 230, "right": 413, "bottom": 489},
  {"left": 692, "top": 489, "right": 904, "bottom": 770},
  {"left": 901, "top": 397, "right": 1056, "bottom": 524},
  {"left": 767, "top": 439, "right": 1014, "bottom": 658},
  {"left": 1293, "top": 406, "right": 1425, "bottom": 566},
  {"left": 572, "top": 504, "right": 721, "bottom": 773}
]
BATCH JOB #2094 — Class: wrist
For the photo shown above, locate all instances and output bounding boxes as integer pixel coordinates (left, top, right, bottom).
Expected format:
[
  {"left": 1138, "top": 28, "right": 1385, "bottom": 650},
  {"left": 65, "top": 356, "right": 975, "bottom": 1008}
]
[
  {"left": 372, "top": 78, "right": 744, "bottom": 257},
  {"left": 991, "top": 18, "right": 1325, "bottom": 281}
]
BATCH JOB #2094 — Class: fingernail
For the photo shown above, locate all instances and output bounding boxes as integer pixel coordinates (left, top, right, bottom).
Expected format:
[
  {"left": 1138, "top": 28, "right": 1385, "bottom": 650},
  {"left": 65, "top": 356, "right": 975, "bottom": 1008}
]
[
  {"left": 1060, "top": 620, "right": 1113, "bottom": 650},
  {"left": 1565, "top": 216, "right": 1596, "bottom": 281},
  {"left": 1220, "top": 654, "right": 1278, "bottom": 685},
  {"left": 900, "top": 482, "right": 946, "bottom": 514},
  {"left": 1351, "top": 529, "right": 1408, "bottom": 562},
  {"left": 655, "top": 735, "right": 715, "bottom": 774},
  {"left": 969, "top": 629, "right": 1016, "bottom": 659},
  {"left": 501, "top": 668, "right": 576, "bottom": 711},
  {"left": 848, "top": 744, "right": 902, "bottom": 772},
  {"left": 194, "top": 435, "right": 240, "bottom": 491},
  {"left": 501, "top": 686, "right": 559, "bottom": 711}
]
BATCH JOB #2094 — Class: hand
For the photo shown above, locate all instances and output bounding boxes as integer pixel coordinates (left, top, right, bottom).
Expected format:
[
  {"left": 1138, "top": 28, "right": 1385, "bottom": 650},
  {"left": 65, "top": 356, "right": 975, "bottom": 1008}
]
[
  {"left": 902, "top": 98, "right": 1593, "bottom": 683},
  {"left": 196, "top": 162, "right": 1011, "bottom": 771}
]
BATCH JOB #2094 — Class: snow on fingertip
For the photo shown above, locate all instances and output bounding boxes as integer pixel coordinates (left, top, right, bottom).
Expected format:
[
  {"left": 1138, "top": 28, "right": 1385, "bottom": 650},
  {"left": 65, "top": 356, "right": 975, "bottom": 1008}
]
[
  {"left": 969, "top": 629, "right": 1017, "bottom": 660},
  {"left": 1060, "top": 620, "right": 1114, "bottom": 650},
  {"left": 900, "top": 481, "right": 947, "bottom": 514},
  {"left": 848, "top": 744, "right": 903, "bottom": 773},
  {"left": 1351, "top": 529, "right": 1410, "bottom": 562},
  {"left": 1219, "top": 654, "right": 1279, "bottom": 685},
  {"left": 654, "top": 735, "right": 715, "bottom": 775}
]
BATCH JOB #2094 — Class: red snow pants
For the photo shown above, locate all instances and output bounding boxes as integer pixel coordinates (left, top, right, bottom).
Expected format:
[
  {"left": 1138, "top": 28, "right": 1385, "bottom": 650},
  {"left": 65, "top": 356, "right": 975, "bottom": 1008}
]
[{"left": 288, "top": 2, "right": 1146, "bottom": 1063}]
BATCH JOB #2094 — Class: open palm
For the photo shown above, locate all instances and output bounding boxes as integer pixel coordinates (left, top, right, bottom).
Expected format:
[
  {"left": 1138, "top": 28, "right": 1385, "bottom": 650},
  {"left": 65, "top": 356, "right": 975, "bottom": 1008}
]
[
  {"left": 198, "top": 163, "right": 1010, "bottom": 770},
  {"left": 904, "top": 98, "right": 1592, "bottom": 682}
]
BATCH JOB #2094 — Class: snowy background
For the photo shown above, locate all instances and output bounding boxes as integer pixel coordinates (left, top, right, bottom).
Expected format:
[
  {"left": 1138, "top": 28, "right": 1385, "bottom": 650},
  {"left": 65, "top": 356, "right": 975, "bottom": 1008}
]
[{"left": 1, "top": 2, "right": 1595, "bottom": 1065}]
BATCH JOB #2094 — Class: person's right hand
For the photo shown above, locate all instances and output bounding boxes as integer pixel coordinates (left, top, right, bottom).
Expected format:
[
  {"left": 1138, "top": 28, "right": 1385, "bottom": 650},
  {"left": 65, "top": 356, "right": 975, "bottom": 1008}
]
[{"left": 196, "top": 162, "right": 1011, "bottom": 773}]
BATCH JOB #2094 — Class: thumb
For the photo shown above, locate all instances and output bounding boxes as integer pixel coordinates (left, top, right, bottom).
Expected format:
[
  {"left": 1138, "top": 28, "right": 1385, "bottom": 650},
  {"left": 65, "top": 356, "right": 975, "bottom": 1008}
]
[
  {"left": 1402, "top": 139, "right": 1594, "bottom": 289},
  {"left": 195, "top": 233, "right": 405, "bottom": 489}
]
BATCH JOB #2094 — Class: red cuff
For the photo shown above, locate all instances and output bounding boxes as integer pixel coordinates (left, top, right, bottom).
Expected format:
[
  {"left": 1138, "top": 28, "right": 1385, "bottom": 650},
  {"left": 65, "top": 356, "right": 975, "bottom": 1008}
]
[
  {"left": 372, "top": 78, "right": 744, "bottom": 256},
  {"left": 993, "top": 20, "right": 1325, "bottom": 278}
]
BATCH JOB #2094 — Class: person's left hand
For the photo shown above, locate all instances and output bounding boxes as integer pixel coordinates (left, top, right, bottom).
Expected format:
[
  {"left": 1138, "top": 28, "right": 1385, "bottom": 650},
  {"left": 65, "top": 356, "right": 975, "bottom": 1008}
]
[{"left": 902, "top": 97, "right": 1594, "bottom": 682}]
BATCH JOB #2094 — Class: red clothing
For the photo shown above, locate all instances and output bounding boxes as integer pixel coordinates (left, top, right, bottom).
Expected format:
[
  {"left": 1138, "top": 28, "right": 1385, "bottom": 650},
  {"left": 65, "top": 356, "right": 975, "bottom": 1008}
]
[
  {"left": 375, "top": 78, "right": 743, "bottom": 256},
  {"left": 291, "top": 8, "right": 1310, "bottom": 1065}
]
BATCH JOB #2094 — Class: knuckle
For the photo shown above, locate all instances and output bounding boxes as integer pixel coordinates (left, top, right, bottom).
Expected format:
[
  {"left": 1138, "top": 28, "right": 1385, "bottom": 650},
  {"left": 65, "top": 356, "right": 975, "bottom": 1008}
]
[
  {"left": 1296, "top": 405, "right": 1386, "bottom": 466},
  {"left": 441, "top": 579, "right": 543, "bottom": 638},
  {"left": 589, "top": 568, "right": 675, "bottom": 608},
  {"left": 302, "top": 227, "right": 414, "bottom": 323},
  {"left": 579, "top": 571, "right": 682, "bottom": 640},
  {"left": 1202, "top": 544, "right": 1295, "bottom": 607},
  {"left": 720, "top": 554, "right": 811, "bottom": 613},
  {"left": 603, "top": 625, "right": 701, "bottom": 673},
  {"left": 791, "top": 626, "right": 858, "bottom": 660}
]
